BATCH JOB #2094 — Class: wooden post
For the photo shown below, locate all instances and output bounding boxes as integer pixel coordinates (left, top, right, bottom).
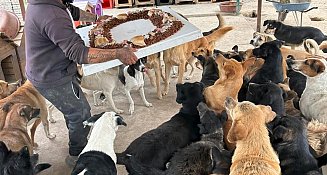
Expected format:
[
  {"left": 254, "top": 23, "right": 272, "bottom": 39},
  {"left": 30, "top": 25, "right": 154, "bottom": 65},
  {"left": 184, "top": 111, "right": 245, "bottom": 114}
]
[
  {"left": 19, "top": 0, "right": 25, "bottom": 21},
  {"left": 256, "top": 0, "right": 262, "bottom": 32},
  {"left": 236, "top": 0, "right": 240, "bottom": 15}
]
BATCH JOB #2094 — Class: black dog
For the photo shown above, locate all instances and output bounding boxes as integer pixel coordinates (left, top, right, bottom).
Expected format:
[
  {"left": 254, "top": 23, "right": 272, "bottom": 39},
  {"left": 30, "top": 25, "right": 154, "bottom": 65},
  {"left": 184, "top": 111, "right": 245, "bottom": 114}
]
[
  {"left": 193, "top": 52, "right": 219, "bottom": 87},
  {"left": 0, "top": 141, "right": 51, "bottom": 175},
  {"left": 246, "top": 82, "right": 285, "bottom": 116},
  {"left": 118, "top": 57, "right": 147, "bottom": 85},
  {"left": 250, "top": 40, "right": 284, "bottom": 84},
  {"left": 270, "top": 116, "right": 327, "bottom": 175},
  {"left": 263, "top": 20, "right": 327, "bottom": 46},
  {"left": 286, "top": 55, "right": 307, "bottom": 98},
  {"left": 116, "top": 82, "right": 204, "bottom": 170},
  {"left": 124, "top": 102, "right": 231, "bottom": 175}
]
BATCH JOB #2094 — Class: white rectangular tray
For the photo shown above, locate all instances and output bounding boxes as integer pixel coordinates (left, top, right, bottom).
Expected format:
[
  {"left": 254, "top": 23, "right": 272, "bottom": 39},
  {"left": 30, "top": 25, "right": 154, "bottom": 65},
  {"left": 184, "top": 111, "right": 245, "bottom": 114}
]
[{"left": 77, "top": 6, "right": 203, "bottom": 76}]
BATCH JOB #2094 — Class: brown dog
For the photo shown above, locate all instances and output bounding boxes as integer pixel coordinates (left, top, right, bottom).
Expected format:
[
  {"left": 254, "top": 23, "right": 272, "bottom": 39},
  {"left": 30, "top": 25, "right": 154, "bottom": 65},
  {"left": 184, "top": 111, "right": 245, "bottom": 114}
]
[
  {"left": 204, "top": 54, "right": 255, "bottom": 151},
  {"left": 0, "top": 80, "right": 55, "bottom": 148},
  {"left": 0, "top": 103, "right": 40, "bottom": 155},
  {"left": 225, "top": 97, "right": 280, "bottom": 175},
  {"left": 162, "top": 25, "right": 233, "bottom": 96},
  {"left": 0, "top": 80, "right": 20, "bottom": 100}
]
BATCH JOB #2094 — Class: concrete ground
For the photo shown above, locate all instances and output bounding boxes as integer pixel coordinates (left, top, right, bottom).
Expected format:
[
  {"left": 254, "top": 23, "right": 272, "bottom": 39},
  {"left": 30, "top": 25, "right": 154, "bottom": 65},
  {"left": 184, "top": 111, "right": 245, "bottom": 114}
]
[{"left": 35, "top": 0, "right": 327, "bottom": 174}]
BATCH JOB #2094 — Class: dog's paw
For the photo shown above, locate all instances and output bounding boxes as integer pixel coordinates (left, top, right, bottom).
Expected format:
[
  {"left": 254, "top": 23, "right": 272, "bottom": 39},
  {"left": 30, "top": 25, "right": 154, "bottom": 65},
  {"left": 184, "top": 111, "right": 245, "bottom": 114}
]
[
  {"left": 162, "top": 90, "right": 168, "bottom": 96},
  {"left": 129, "top": 106, "right": 134, "bottom": 115},
  {"left": 185, "top": 76, "right": 191, "bottom": 80},
  {"left": 157, "top": 93, "right": 163, "bottom": 100},
  {"left": 145, "top": 103, "right": 153, "bottom": 107},
  {"left": 33, "top": 142, "right": 39, "bottom": 148},
  {"left": 47, "top": 133, "right": 56, "bottom": 140},
  {"left": 49, "top": 117, "right": 56, "bottom": 123},
  {"left": 115, "top": 109, "right": 124, "bottom": 114}
]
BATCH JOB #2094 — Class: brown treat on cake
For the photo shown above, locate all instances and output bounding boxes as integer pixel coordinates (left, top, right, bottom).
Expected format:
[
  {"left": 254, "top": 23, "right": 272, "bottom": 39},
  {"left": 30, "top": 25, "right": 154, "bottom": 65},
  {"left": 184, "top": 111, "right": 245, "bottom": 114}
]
[{"left": 131, "top": 35, "right": 146, "bottom": 46}]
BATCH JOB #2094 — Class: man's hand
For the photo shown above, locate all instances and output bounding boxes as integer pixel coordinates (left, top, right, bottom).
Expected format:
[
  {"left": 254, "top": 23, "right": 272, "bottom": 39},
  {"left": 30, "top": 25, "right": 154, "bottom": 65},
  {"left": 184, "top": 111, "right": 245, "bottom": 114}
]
[{"left": 117, "top": 47, "right": 138, "bottom": 65}]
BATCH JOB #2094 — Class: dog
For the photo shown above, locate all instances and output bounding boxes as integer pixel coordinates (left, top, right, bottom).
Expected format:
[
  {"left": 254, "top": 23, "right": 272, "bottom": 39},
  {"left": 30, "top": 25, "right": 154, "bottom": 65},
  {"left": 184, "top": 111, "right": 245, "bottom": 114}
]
[
  {"left": 225, "top": 97, "right": 280, "bottom": 175},
  {"left": 144, "top": 53, "right": 165, "bottom": 99},
  {"left": 123, "top": 102, "right": 231, "bottom": 175},
  {"left": 116, "top": 82, "right": 204, "bottom": 170},
  {"left": 246, "top": 82, "right": 285, "bottom": 116},
  {"left": 118, "top": 57, "right": 153, "bottom": 114},
  {"left": 0, "top": 80, "right": 20, "bottom": 100},
  {"left": 263, "top": 20, "right": 327, "bottom": 49},
  {"left": 192, "top": 47, "right": 219, "bottom": 87},
  {"left": 0, "top": 141, "right": 51, "bottom": 175},
  {"left": 71, "top": 112, "right": 127, "bottom": 175},
  {"left": 0, "top": 80, "right": 55, "bottom": 148},
  {"left": 204, "top": 54, "right": 255, "bottom": 151},
  {"left": 162, "top": 24, "right": 233, "bottom": 96},
  {"left": 286, "top": 57, "right": 327, "bottom": 123},
  {"left": 270, "top": 115, "right": 327, "bottom": 175},
  {"left": 76, "top": 57, "right": 152, "bottom": 115},
  {"left": 250, "top": 40, "right": 284, "bottom": 84},
  {"left": 250, "top": 31, "right": 276, "bottom": 47},
  {"left": 0, "top": 103, "right": 40, "bottom": 155}
]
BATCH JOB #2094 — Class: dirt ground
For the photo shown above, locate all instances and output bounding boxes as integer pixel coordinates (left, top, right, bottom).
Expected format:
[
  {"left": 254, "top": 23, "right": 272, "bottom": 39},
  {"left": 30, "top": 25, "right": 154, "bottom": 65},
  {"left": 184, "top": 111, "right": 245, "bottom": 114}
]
[{"left": 34, "top": 0, "right": 327, "bottom": 175}]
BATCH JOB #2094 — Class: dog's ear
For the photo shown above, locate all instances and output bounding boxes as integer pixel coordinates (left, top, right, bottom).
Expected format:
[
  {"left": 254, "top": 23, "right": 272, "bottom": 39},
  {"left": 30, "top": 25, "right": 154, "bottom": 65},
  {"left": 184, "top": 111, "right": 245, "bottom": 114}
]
[
  {"left": 116, "top": 115, "right": 127, "bottom": 126},
  {"left": 263, "top": 20, "right": 269, "bottom": 26},
  {"left": 227, "top": 120, "right": 248, "bottom": 143},
  {"left": 258, "top": 105, "right": 276, "bottom": 123},
  {"left": 272, "top": 125, "right": 288, "bottom": 141},
  {"left": 224, "top": 97, "right": 237, "bottom": 113},
  {"left": 312, "top": 60, "right": 326, "bottom": 74},
  {"left": 83, "top": 112, "right": 105, "bottom": 127},
  {"left": 18, "top": 146, "right": 30, "bottom": 159},
  {"left": 2, "top": 102, "right": 14, "bottom": 113},
  {"left": 232, "top": 45, "right": 239, "bottom": 52},
  {"left": 34, "top": 163, "right": 52, "bottom": 174},
  {"left": 242, "top": 57, "right": 256, "bottom": 71}
]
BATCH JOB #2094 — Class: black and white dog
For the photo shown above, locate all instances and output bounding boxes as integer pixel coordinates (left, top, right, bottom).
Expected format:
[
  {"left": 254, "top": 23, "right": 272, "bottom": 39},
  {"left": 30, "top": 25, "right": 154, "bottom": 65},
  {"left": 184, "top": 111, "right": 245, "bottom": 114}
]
[
  {"left": 119, "top": 57, "right": 152, "bottom": 114},
  {"left": 263, "top": 20, "right": 327, "bottom": 48},
  {"left": 71, "top": 112, "right": 127, "bottom": 175},
  {"left": 0, "top": 141, "right": 51, "bottom": 175}
]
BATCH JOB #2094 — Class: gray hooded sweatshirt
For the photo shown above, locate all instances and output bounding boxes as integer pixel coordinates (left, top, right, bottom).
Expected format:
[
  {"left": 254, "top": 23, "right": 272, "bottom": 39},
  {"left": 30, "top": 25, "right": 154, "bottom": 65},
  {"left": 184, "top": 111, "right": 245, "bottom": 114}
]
[{"left": 25, "top": 0, "right": 89, "bottom": 88}]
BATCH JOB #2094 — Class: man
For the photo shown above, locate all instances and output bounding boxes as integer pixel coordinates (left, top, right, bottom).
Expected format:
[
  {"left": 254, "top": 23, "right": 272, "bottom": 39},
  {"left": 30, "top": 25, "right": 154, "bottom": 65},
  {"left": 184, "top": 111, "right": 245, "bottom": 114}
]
[{"left": 24, "top": 0, "right": 138, "bottom": 167}]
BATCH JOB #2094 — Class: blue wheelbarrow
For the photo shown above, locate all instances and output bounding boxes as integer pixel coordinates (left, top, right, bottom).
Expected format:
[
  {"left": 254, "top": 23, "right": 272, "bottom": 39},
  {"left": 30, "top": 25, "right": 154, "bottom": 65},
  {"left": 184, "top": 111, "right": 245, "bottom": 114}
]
[{"left": 266, "top": 0, "right": 318, "bottom": 26}]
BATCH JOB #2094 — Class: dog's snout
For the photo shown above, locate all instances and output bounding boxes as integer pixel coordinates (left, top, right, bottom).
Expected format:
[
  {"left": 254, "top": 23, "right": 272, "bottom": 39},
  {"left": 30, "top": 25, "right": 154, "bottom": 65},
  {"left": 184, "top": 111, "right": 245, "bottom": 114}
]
[
  {"left": 250, "top": 40, "right": 254, "bottom": 44},
  {"left": 286, "top": 58, "right": 295, "bottom": 68},
  {"left": 191, "top": 52, "right": 195, "bottom": 56}
]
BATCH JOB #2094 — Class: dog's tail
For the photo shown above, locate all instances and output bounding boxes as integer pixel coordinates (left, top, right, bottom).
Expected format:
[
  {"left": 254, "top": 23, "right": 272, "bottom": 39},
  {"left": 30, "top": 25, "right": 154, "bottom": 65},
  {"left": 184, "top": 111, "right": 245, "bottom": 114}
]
[
  {"left": 317, "top": 153, "right": 327, "bottom": 167},
  {"left": 123, "top": 155, "right": 166, "bottom": 175},
  {"left": 205, "top": 26, "right": 233, "bottom": 43},
  {"left": 304, "top": 39, "right": 320, "bottom": 55},
  {"left": 203, "top": 13, "right": 225, "bottom": 36}
]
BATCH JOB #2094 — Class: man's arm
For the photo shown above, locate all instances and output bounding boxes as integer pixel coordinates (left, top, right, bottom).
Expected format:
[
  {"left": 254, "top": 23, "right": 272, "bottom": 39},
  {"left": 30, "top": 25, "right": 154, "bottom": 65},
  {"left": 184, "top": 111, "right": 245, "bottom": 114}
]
[
  {"left": 79, "top": 9, "right": 97, "bottom": 22},
  {"left": 86, "top": 47, "right": 138, "bottom": 65}
]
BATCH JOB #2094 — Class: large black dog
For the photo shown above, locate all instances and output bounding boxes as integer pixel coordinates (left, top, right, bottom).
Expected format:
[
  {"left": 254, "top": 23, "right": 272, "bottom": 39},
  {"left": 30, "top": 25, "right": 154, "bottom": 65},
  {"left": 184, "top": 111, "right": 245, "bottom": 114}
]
[
  {"left": 246, "top": 82, "right": 285, "bottom": 116},
  {"left": 263, "top": 20, "right": 327, "bottom": 46},
  {"left": 124, "top": 102, "right": 231, "bottom": 175},
  {"left": 0, "top": 141, "right": 51, "bottom": 175},
  {"left": 250, "top": 40, "right": 284, "bottom": 84},
  {"left": 116, "top": 82, "right": 204, "bottom": 170},
  {"left": 270, "top": 116, "right": 327, "bottom": 175}
]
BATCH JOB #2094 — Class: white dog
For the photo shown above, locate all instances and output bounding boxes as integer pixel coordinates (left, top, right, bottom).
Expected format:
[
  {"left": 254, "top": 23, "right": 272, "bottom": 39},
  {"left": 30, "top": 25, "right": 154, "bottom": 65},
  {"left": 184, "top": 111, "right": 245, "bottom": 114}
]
[
  {"left": 71, "top": 112, "right": 127, "bottom": 175},
  {"left": 286, "top": 57, "right": 327, "bottom": 123}
]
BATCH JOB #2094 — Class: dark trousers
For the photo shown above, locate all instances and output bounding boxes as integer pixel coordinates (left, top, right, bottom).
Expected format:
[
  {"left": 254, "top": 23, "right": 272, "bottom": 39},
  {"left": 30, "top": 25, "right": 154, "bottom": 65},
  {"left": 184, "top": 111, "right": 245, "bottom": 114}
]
[{"left": 35, "top": 77, "right": 91, "bottom": 156}]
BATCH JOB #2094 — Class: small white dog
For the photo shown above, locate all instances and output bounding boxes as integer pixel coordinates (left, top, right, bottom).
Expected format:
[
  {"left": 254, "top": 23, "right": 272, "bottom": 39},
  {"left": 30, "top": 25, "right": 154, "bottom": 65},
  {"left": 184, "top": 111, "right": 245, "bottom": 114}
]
[{"left": 71, "top": 112, "right": 127, "bottom": 175}]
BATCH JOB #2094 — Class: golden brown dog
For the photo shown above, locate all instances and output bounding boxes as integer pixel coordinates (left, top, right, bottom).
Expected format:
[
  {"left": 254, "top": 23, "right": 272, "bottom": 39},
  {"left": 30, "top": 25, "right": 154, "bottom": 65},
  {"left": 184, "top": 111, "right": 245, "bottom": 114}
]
[
  {"left": 204, "top": 54, "right": 255, "bottom": 150},
  {"left": 162, "top": 25, "right": 233, "bottom": 96},
  {"left": 0, "top": 80, "right": 20, "bottom": 100},
  {"left": 0, "top": 103, "right": 40, "bottom": 155},
  {"left": 0, "top": 80, "right": 55, "bottom": 148},
  {"left": 225, "top": 97, "right": 280, "bottom": 175}
]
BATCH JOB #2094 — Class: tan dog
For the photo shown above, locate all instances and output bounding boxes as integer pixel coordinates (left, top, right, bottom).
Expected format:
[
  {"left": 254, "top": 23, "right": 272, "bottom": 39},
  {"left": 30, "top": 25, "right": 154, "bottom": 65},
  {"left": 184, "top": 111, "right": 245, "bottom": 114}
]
[
  {"left": 144, "top": 53, "right": 165, "bottom": 99},
  {"left": 225, "top": 97, "right": 280, "bottom": 175},
  {"left": 0, "top": 103, "right": 40, "bottom": 155},
  {"left": 204, "top": 54, "right": 255, "bottom": 150},
  {"left": 162, "top": 25, "right": 233, "bottom": 96},
  {"left": 0, "top": 80, "right": 55, "bottom": 147},
  {"left": 0, "top": 80, "right": 20, "bottom": 100}
]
